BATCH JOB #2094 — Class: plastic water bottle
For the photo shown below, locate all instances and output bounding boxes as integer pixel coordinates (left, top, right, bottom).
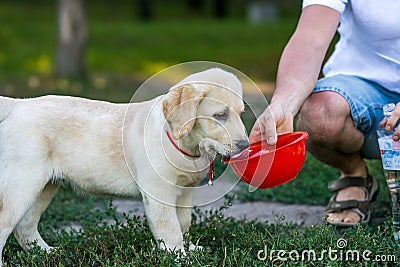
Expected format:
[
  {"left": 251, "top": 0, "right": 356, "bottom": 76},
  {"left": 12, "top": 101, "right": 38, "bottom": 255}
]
[{"left": 377, "top": 103, "right": 400, "bottom": 240}]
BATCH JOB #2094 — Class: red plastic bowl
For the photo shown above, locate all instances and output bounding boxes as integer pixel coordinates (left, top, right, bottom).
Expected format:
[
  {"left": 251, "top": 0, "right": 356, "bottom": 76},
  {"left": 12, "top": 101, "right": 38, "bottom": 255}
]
[{"left": 226, "top": 132, "right": 308, "bottom": 189}]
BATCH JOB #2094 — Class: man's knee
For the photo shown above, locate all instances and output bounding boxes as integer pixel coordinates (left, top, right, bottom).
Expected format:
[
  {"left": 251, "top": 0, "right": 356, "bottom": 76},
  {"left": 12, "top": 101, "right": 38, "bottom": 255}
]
[{"left": 297, "top": 91, "right": 351, "bottom": 142}]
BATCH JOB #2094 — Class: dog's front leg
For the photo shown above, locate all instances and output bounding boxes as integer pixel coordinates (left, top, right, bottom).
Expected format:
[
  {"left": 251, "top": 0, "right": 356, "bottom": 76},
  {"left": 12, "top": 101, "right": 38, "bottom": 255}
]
[
  {"left": 176, "top": 189, "right": 193, "bottom": 234},
  {"left": 142, "top": 193, "right": 185, "bottom": 254},
  {"left": 176, "top": 189, "right": 202, "bottom": 252}
]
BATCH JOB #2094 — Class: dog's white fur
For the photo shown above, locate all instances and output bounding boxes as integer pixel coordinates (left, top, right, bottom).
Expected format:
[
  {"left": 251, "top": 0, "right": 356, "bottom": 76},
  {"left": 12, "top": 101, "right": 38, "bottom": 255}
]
[{"left": 0, "top": 68, "right": 248, "bottom": 264}]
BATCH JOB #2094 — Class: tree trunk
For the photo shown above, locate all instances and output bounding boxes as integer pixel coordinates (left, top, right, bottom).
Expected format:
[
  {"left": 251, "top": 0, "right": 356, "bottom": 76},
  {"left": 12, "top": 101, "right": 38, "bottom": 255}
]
[
  {"left": 214, "top": 0, "right": 228, "bottom": 18},
  {"left": 137, "top": 0, "right": 153, "bottom": 21},
  {"left": 55, "top": 0, "right": 87, "bottom": 78}
]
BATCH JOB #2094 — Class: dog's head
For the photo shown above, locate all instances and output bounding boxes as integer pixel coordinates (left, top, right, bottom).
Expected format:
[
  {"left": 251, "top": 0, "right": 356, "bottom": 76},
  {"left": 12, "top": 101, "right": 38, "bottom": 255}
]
[{"left": 162, "top": 68, "right": 249, "bottom": 160}]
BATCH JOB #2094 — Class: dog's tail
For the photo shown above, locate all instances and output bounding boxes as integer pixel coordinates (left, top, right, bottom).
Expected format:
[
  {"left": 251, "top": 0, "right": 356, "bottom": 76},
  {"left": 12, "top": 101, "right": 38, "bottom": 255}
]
[{"left": 0, "top": 96, "right": 17, "bottom": 122}]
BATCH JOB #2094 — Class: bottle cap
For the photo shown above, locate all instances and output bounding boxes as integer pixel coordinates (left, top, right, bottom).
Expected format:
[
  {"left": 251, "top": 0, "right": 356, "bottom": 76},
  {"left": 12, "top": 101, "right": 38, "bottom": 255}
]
[{"left": 383, "top": 103, "right": 396, "bottom": 117}]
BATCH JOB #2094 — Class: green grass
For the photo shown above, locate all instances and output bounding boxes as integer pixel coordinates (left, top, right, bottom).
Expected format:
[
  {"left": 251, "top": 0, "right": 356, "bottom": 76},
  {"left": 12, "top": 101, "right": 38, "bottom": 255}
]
[
  {"left": 1, "top": 2, "right": 399, "bottom": 266},
  {"left": 3, "top": 197, "right": 399, "bottom": 266},
  {"left": 238, "top": 155, "right": 389, "bottom": 204}
]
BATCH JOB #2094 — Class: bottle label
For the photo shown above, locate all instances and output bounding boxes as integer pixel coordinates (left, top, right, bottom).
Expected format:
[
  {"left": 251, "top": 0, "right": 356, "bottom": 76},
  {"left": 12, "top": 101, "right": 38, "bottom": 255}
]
[{"left": 379, "top": 137, "right": 400, "bottom": 170}]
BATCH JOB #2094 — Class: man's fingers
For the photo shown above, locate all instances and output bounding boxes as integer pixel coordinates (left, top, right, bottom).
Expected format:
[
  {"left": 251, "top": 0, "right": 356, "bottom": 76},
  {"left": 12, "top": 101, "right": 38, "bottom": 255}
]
[
  {"left": 249, "top": 122, "right": 263, "bottom": 144},
  {"left": 249, "top": 118, "right": 277, "bottom": 146}
]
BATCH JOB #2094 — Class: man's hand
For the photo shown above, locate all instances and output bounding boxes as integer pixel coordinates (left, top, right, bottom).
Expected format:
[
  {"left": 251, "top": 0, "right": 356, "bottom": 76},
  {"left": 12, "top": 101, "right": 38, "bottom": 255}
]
[
  {"left": 379, "top": 102, "right": 400, "bottom": 141},
  {"left": 249, "top": 103, "right": 294, "bottom": 145}
]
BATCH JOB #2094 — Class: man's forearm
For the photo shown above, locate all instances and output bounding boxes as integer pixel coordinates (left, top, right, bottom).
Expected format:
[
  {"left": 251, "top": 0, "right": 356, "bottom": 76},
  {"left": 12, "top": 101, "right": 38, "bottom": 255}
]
[{"left": 271, "top": 5, "right": 340, "bottom": 117}]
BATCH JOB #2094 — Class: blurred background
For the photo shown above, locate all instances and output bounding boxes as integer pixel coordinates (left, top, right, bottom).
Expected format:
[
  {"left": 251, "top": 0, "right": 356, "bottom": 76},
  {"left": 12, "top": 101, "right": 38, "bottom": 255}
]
[{"left": 0, "top": 0, "right": 302, "bottom": 102}]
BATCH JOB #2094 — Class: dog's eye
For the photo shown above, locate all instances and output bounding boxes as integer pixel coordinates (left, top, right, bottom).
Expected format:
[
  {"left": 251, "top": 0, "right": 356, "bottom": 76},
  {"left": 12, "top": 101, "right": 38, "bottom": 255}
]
[{"left": 213, "top": 111, "right": 228, "bottom": 121}]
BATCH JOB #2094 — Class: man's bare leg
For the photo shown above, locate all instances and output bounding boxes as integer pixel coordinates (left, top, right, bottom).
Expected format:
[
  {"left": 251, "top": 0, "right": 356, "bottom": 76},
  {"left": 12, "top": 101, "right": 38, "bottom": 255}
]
[{"left": 297, "top": 91, "right": 368, "bottom": 224}]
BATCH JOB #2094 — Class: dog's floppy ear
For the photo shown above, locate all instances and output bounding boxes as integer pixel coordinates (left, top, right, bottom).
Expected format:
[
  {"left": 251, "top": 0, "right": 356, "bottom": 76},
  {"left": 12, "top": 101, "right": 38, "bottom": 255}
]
[{"left": 162, "top": 84, "right": 206, "bottom": 140}]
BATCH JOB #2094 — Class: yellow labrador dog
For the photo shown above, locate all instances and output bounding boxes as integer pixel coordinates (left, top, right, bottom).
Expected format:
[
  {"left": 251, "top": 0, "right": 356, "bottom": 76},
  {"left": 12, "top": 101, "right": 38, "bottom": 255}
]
[{"left": 0, "top": 68, "right": 248, "bottom": 264}]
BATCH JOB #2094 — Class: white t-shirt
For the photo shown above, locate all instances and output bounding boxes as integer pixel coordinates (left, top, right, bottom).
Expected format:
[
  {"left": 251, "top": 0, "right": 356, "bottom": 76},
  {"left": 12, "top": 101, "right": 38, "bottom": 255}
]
[{"left": 303, "top": 0, "right": 400, "bottom": 93}]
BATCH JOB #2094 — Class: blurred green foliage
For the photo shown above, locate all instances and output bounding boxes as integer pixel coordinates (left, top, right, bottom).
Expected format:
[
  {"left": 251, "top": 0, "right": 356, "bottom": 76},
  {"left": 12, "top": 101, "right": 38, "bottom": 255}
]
[{"left": 0, "top": 1, "right": 300, "bottom": 83}]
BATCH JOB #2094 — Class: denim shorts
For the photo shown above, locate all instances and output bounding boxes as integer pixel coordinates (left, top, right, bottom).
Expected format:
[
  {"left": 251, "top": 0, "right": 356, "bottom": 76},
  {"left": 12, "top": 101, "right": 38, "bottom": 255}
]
[{"left": 313, "top": 75, "right": 400, "bottom": 159}]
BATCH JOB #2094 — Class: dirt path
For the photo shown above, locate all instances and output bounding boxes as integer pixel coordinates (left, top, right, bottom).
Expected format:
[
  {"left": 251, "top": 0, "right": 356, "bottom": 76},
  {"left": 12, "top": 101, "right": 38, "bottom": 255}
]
[
  {"left": 109, "top": 197, "right": 325, "bottom": 226},
  {"left": 93, "top": 167, "right": 325, "bottom": 227}
]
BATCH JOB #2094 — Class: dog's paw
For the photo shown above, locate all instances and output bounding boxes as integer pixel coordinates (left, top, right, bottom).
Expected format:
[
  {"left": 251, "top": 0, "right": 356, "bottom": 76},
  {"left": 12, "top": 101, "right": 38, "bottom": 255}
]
[
  {"left": 159, "top": 242, "right": 187, "bottom": 256},
  {"left": 199, "top": 138, "right": 226, "bottom": 160},
  {"left": 188, "top": 242, "right": 203, "bottom": 251},
  {"left": 47, "top": 246, "right": 59, "bottom": 253}
]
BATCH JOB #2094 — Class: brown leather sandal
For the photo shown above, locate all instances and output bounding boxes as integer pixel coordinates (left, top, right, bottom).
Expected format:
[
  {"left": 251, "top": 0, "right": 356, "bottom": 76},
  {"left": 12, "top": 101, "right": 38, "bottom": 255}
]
[{"left": 324, "top": 170, "right": 379, "bottom": 226}]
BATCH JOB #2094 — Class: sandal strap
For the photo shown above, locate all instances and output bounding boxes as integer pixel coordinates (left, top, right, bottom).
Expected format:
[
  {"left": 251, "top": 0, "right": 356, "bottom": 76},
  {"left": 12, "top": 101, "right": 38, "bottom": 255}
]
[
  {"left": 327, "top": 175, "right": 372, "bottom": 192},
  {"left": 326, "top": 199, "right": 369, "bottom": 213},
  {"left": 325, "top": 169, "right": 378, "bottom": 225},
  {"left": 325, "top": 199, "right": 369, "bottom": 221}
]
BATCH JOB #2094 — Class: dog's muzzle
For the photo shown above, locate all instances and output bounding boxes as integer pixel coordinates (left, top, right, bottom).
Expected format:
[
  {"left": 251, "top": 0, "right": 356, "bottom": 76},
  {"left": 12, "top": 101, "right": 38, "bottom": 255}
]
[
  {"left": 236, "top": 139, "right": 249, "bottom": 151},
  {"left": 220, "top": 139, "right": 249, "bottom": 161}
]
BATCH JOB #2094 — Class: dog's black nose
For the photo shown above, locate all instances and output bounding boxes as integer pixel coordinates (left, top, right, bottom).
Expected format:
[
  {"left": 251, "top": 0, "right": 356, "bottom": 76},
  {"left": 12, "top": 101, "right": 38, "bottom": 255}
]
[{"left": 236, "top": 140, "right": 249, "bottom": 151}]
